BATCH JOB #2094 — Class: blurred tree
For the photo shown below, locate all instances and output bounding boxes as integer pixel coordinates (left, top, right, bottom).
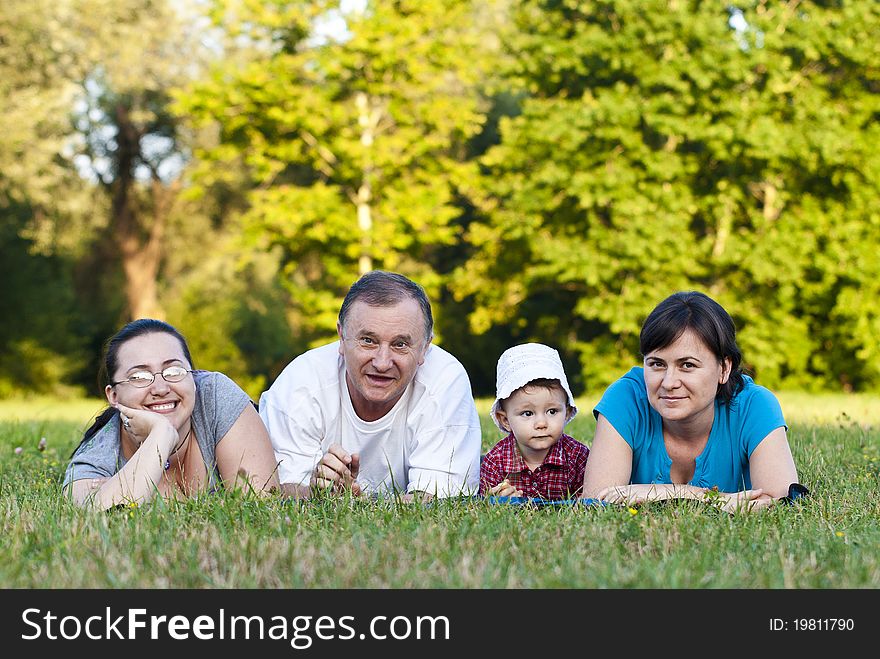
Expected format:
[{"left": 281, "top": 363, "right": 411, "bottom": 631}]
[
  {"left": 176, "top": 0, "right": 504, "bottom": 352},
  {"left": 1, "top": 0, "right": 288, "bottom": 395},
  {"left": 1, "top": 0, "right": 198, "bottom": 318},
  {"left": 66, "top": 0, "right": 211, "bottom": 321},
  {"left": 0, "top": 0, "right": 95, "bottom": 248},
  {"left": 453, "top": 0, "right": 880, "bottom": 392},
  {"left": 0, "top": 0, "right": 102, "bottom": 397},
  {"left": 74, "top": 0, "right": 300, "bottom": 391},
  {"left": 0, "top": 207, "right": 87, "bottom": 398},
  {"left": 163, "top": 218, "right": 297, "bottom": 400},
  {"left": 5, "top": 0, "right": 876, "bottom": 397}
]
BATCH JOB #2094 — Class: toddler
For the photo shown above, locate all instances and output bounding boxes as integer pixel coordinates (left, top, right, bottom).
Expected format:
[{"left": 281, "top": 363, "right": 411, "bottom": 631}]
[{"left": 480, "top": 343, "right": 589, "bottom": 499}]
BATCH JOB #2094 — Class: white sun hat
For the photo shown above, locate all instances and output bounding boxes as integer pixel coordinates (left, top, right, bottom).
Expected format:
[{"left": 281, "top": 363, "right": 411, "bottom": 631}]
[{"left": 490, "top": 343, "right": 578, "bottom": 430}]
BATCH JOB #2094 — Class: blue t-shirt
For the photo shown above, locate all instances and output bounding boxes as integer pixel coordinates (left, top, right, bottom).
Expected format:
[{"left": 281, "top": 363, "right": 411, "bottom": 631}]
[{"left": 593, "top": 367, "right": 787, "bottom": 492}]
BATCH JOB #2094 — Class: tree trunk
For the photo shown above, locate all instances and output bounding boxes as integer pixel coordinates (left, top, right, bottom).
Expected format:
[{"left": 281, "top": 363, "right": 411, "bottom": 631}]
[
  {"left": 356, "top": 92, "right": 380, "bottom": 274},
  {"left": 110, "top": 102, "right": 174, "bottom": 320},
  {"left": 356, "top": 183, "right": 372, "bottom": 275}
]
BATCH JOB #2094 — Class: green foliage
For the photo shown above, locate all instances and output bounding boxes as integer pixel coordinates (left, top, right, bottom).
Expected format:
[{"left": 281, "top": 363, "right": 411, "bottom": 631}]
[
  {"left": 0, "top": 211, "right": 88, "bottom": 398},
  {"left": 0, "top": 0, "right": 91, "bottom": 230},
  {"left": 3, "top": 0, "right": 880, "bottom": 399},
  {"left": 0, "top": 341, "right": 82, "bottom": 400},
  {"left": 163, "top": 231, "right": 298, "bottom": 399},
  {"left": 453, "top": 0, "right": 880, "bottom": 393},
  {"left": 176, "top": 0, "right": 504, "bottom": 344},
  {"left": 1, "top": 0, "right": 220, "bottom": 394}
]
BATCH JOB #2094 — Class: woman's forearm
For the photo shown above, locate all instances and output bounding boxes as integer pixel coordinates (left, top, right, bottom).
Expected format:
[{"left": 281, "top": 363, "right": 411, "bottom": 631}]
[
  {"left": 649, "top": 483, "right": 709, "bottom": 501},
  {"left": 599, "top": 483, "right": 771, "bottom": 513},
  {"left": 89, "top": 428, "right": 177, "bottom": 510},
  {"left": 598, "top": 483, "right": 708, "bottom": 504}
]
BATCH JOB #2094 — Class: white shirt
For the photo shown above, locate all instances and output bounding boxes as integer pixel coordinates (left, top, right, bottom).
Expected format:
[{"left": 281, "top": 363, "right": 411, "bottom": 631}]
[{"left": 259, "top": 342, "right": 481, "bottom": 497}]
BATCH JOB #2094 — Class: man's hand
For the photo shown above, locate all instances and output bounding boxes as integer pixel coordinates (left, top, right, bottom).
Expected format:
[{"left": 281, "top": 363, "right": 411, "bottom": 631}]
[
  {"left": 309, "top": 443, "right": 362, "bottom": 496},
  {"left": 400, "top": 491, "right": 435, "bottom": 503}
]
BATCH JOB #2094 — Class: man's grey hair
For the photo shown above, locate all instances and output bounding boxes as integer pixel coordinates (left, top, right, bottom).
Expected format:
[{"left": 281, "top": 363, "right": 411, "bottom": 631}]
[{"left": 338, "top": 270, "right": 434, "bottom": 342}]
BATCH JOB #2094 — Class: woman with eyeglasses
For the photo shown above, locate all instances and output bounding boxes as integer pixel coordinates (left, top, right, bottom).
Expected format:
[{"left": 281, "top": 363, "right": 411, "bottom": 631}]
[{"left": 63, "top": 319, "right": 280, "bottom": 509}]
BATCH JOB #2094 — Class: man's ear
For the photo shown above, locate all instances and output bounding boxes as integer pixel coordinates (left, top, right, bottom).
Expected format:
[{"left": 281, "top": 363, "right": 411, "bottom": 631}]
[
  {"left": 415, "top": 333, "right": 433, "bottom": 367},
  {"left": 337, "top": 322, "right": 345, "bottom": 356}
]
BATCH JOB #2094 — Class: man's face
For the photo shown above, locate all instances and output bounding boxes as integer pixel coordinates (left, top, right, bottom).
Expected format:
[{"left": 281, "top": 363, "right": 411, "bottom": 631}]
[{"left": 338, "top": 297, "right": 430, "bottom": 421}]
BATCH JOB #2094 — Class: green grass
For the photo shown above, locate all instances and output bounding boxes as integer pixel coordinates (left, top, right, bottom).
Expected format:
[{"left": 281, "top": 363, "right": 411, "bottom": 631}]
[
  {"left": 0, "top": 395, "right": 108, "bottom": 424},
  {"left": 1, "top": 395, "right": 878, "bottom": 588}
]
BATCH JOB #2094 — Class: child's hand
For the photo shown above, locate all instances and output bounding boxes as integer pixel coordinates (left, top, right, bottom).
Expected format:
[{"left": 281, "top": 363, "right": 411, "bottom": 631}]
[{"left": 488, "top": 479, "right": 523, "bottom": 498}]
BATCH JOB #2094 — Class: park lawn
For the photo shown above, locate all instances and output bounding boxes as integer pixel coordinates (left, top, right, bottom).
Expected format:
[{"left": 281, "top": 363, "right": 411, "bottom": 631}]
[{"left": 0, "top": 394, "right": 878, "bottom": 589}]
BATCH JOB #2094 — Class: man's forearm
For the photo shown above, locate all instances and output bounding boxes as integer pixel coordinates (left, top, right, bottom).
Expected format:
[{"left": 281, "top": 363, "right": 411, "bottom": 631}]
[
  {"left": 280, "top": 482, "right": 312, "bottom": 499},
  {"left": 401, "top": 490, "right": 435, "bottom": 503}
]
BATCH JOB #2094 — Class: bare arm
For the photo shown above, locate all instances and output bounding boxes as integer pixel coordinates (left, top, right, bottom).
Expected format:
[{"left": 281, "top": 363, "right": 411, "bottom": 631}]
[
  {"left": 215, "top": 402, "right": 281, "bottom": 495},
  {"left": 399, "top": 491, "right": 434, "bottom": 503},
  {"left": 613, "top": 427, "right": 798, "bottom": 511},
  {"left": 747, "top": 426, "right": 798, "bottom": 499},
  {"left": 280, "top": 482, "right": 312, "bottom": 499},
  {"left": 582, "top": 416, "right": 705, "bottom": 503},
  {"left": 581, "top": 414, "right": 634, "bottom": 498},
  {"left": 596, "top": 483, "right": 766, "bottom": 513},
  {"left": 303, "top": 445, "right": 432, "bottom": 502},
  {"left": 583, "top": 413, "right": 770, "bottom": 513},
  {"left": 64, "top": 405, "right": 178, "bottom": 510}
]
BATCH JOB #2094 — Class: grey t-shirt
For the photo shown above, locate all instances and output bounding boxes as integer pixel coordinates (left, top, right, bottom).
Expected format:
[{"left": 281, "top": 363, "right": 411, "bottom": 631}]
[{"left": 63, "top": 371, "right": 251, "bottom": 491}]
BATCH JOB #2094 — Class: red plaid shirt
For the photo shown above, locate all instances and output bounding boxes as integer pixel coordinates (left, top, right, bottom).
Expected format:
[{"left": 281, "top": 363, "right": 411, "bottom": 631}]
[{"left": 479, "top": 433, "right": 589, "bottom": 499}]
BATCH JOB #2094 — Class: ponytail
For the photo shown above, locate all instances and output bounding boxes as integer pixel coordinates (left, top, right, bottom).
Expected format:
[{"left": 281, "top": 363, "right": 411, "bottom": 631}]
[{"left": 69, "top": 407, "right": 118, "bottom": 458}]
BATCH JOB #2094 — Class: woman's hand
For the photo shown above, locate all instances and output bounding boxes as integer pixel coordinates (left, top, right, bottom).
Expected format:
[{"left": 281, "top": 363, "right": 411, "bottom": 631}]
[
  {"left": 114, "top": 402, "right": 177, "bottom": 448},
  {"left": 69, "top": 404, "right": 179, "bottom": 510},
  {"left": 597, "top": 483, "right": 772, "bottom": 514},
  {"left": 711, "top": 489, "right": 771, "bottom": 514},
  {"left": 488, "top": 478, "right": 523, "bottom": 498},
  {"left": 596, "top": 483, "right": 672, "bottom": 504}
]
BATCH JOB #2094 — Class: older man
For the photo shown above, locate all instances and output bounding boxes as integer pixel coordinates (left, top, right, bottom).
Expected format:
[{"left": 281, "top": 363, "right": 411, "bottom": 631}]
[{"left": 259, "top": 270, "right": 481, "bottom": 500}]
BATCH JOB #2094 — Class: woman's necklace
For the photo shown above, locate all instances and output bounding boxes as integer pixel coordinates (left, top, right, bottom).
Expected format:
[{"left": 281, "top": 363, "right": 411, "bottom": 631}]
[{"left": 165, "top": 425, "right": 192, "bottom": 471}]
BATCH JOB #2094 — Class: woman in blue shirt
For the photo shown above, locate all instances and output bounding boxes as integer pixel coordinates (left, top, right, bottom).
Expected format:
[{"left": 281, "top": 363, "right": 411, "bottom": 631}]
[{"left": 582, "top": 291, "right": 800, "bottom": 513}]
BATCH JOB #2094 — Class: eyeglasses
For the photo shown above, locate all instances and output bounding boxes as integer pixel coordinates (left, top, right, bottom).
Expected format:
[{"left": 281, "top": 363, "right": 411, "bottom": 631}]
[
  {"left": 342, "top": 335, "right": 422, "bottom": 356},
  {"left": 111, "top": 365, "right": 193, "bottom": 388}
]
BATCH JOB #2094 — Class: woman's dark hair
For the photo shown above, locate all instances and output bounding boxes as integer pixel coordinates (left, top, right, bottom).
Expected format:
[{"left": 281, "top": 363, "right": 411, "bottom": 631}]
[
  {"left": 639, "top": 291, "right": 744, "bottom": 405},
  {"left": 71, "top": 319, "right": 194, "bottom": 456}
]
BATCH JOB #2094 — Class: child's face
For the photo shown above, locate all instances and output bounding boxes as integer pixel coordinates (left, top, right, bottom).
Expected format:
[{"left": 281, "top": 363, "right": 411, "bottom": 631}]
[{"left": 495, "top": 384, "right": 568, "bottom": 462}]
